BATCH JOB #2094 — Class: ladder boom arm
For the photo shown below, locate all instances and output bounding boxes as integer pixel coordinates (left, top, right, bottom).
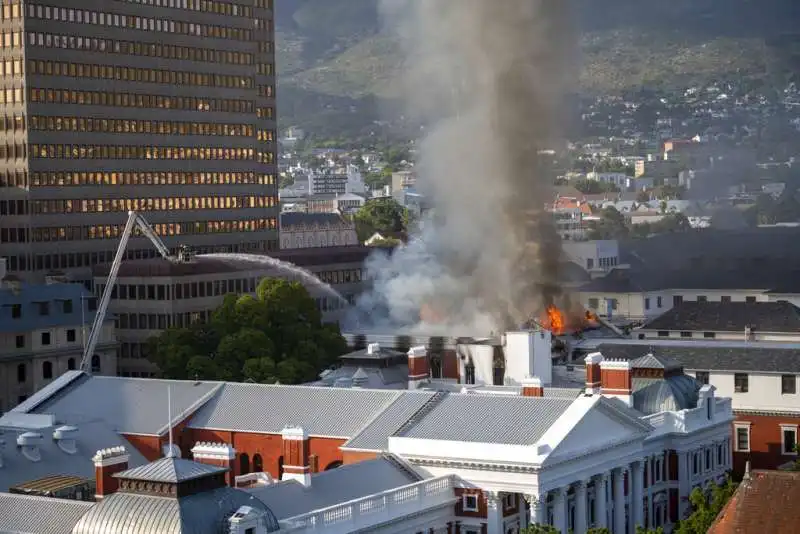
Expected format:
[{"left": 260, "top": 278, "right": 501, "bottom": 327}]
[{"left": 79, "top": 211, "right": 175, "bottom": 372}]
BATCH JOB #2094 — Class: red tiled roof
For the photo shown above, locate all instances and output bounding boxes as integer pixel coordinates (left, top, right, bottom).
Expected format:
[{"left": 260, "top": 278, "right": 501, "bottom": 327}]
[{"left": 708, "top": 470, "right": 800, "bottom": 534}]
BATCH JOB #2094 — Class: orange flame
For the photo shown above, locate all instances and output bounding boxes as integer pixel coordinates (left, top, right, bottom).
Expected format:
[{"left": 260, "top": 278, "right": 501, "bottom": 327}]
[{"left": 543, "top": 305, "right": 566, "bottom": 335}]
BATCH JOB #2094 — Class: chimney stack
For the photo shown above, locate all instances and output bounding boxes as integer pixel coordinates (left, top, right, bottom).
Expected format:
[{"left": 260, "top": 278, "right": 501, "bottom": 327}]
[
  {"left": 281, "top": 426, "right": 311, "bottom": 487},
  {"left": 584, "top": 352, "right": 604, "bottom": 395},
  {"left": 191, "top": 442, "right": 236, "bottom": 486},
  {"left": 407, "top": 346, "right": 429, "bottom": 389},
  {"left": 521, "top": 377, "right": 544, "bottom": 397},
  {"left": 504, "top": 330, "right": 552, "bottom": 386},
  {"left": 92, "top": 446, "right": 129, "bottom": 499},
  {"left": 599, "top": 359, "right": 633, "bottom": 406}
]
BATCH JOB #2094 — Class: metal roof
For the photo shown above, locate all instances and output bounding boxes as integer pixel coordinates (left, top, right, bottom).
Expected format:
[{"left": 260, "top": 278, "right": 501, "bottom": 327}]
[
  {"left": 311, "top": 365, "right": 409, "bottom": 390},
  {"left": 30, "top": 376, "right": 222, "bottom": 435},
  {"left": 632, "top": 375, "right": 699, "bottom": 415},
  {"left": 72, "top": 486, "right": 279, "bottom": 534},
  {"left": 248, "top": 456, "right": 423, "bottom": 521},
  {"left": 187, "top": 383, "right": 401, "bottom": 437},
  {"left": 343, "top": 391, "right": 437, "bottom": 451},
  {"left": 10, "top": 475, "right": 89, "bottom": 494},
  {"left": 115, "top": 457, "right": 227, "bottom": 484},
  {"left": 630, "top": 353, "right": 682, "bottom": 372},
  {"left": 0, "top": 282, "right": 98, "bottom": 333},
  {"left": 11, "top": 371, "right": 86, "bottom": 413},
  {"left": 395, "top": 393, "right": 573, "bottom": 445},
  {"left": 642, "top": 301, "right": 800, "bottom": 333},
  {"left": 0, "top": 493, "right": 92, "bottom": 534}
]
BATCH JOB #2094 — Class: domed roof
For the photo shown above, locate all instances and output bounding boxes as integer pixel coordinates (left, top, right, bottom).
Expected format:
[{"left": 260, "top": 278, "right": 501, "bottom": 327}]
[{"left": 632, "top": 375, "right": 700, "bottom": 415}]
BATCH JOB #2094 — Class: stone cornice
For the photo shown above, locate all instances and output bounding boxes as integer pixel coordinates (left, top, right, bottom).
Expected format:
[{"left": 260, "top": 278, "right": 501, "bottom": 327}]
[
  {"left": 406, "top": 457, "right": 539, "bottom": 474},
  {"left": 734, "top": 409, "right": 800, "bottom": 418}
]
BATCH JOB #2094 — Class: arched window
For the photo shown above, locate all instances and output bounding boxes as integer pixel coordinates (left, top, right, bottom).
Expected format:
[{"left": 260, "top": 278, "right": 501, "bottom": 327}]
[
  {"left": 91, "top": 355, "right": 101, "bottom": 373},
  {"left": 42, "top": 361, "right": 53, "bottom": 380},
  {"left": 239, "top": 453, "right": 250, "bottom": 475},
  {"left": 17, "top": 363, "right": 26, "bottom": 383},
  {"left": 253, "top": 453, "right": 263, "bottom": 473},
  {"left": 325, "top": 460, "right": 343, "bottom": 471},
  {"left": 67, "top": 358, "right": 76, "bottom": 370}
]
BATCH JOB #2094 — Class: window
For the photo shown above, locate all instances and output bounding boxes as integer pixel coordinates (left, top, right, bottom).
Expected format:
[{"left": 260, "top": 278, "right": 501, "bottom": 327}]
[
  {"left": 253, "top": 453, "right": 263, "bottom": 473},
  {"left": 67, "top": 358, "right": 76, "bottom": 370},
  {"left": 465, "top": 362, "right": 476, "bottom": 385},
  {"left": 692, "top": 453, "right": 700, "bottom": 475},
  {"left": 782, "top": 426, "right": 797, "bottom": 455},
  {"left": 41, "top": 332, "right": 51, "bottom": 345},
  {"left": 67, "top": 329, "right": 76, "bottom": 342},
  {"left": 11, "top": 303, "right": 21, "bottom": 318},
  {"left": 673, "top": 295, "right": 683, "bottom": 306},
  {"left": 746, "top": 296, "right": 757, "bottom": 303},
  {"left": 782, "top": 375, "right": 796, "bottom": 395},
  {"left": 705, "top": 448, "right": 711, "bottom": 471},
  {"left": 38, "top": 301, "right": 49, "bottom": 315},
  {"left": 735, "top": 425, "right": 750, "bottom": 452},
  {"left": 697, "top": 295, "right": 707, "bottom": 303},
  {"left": 721, "top": 296, "right": 731, "bottom": 303},
  {"left": 503, "top": 493, "right": 515, "bottom": 509},
  {"left": 695, "top": 371, "right": 710, "bottom": 385},
  {"left": 17, "top": 363, "right": 26, "bottom": 383},
  {"left": 703, "top": 332, "right": 716, "bottom": 338},
  {"left": 91, "top": 354, "right": 101, "bottom": 373},
  {"left": 645, "top": 297, "right": 650, "bottom": 310},
  {"left": 245, "top": 529, "right": 254, "bottom": 534},
  {"left": 657, "top": 331, "right": 669, "bottom": 337},
  {"left": 15, "top": 335, "right": 24, "bottom": 348},
  {"left": 62, "top": 299, "right": 73, "bottom": 313},
  {"left": 735, "top": 373, "right": 749, "bottom": 393},
  {"left": 239, "top": 453, "right": 250, "bottom": 475},
  {"left": 42, "top": 361, "right": 53, "bottom": 379},
  {"left": 462, "top": 494, "right": 479, "bottom": 512},
  {"left": 657, "top": 296, "right": 663, "bottom": 308},
  {"left": 680, "top": 331, "right": 692, "bottom": 338}
]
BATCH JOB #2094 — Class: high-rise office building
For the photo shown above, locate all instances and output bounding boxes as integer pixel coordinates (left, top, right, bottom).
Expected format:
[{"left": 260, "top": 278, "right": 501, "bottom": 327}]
[{"left": 0, "top": 0, "right": 278, "bottom": 281}]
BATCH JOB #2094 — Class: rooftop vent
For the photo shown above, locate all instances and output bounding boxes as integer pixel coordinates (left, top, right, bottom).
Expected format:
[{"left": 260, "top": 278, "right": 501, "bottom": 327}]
[
  {"left": 17, "top": 431, "right": 43, "bottom": 462},
  {"left": 53, "top": 425, "right": 78, "bottom": 454},
  {"left": 367, "top": 343, "right": 380, "bottom": 355}
]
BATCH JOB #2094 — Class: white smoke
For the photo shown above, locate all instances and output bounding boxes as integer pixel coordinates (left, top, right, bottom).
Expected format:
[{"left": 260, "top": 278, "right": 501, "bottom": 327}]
[{"left": 348, "top": 0, "right": 576, "bottom": 335}]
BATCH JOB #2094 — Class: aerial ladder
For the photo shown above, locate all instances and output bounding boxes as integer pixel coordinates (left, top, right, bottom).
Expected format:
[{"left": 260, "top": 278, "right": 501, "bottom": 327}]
[{"left": 79, "top": 211, "right": 194, "bottom": 373}]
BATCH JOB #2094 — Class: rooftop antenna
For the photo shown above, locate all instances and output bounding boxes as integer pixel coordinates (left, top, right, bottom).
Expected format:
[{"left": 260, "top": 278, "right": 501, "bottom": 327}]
[{"left": 166, "top": 385, "right": 176, "bottom": 458}]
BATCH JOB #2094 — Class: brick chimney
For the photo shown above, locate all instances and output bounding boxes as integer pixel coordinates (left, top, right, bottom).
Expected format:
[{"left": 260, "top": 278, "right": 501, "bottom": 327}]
[
  {"left": 584, "top": 352, "right": 604, "bottom": 395},
  {"left": 92, "top": 446, "right": 129, "bottom": 499},
  {"left": 407, "top": 345, "right": 429, "bottom": 389},
  {"left": 281, "top": 426, "right": 311, "bottom": 487},
  {"left": 191, "top": 442, "right": 236, "bottom": 486},
  {"left": 600, "top": 359, "right": 633, "bottom": 406},
  {"left": 521, "top": 377, "right": 544, "bottom": 397}
]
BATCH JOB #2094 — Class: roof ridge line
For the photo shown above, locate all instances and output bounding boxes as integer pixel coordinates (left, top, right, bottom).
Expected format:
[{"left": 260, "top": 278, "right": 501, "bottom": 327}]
[
  {"left": 344, "top": 390, "right": 409, "bottom": 445},
  {"left": 392, "top": 390, "right": 449, "bottom": 438}
]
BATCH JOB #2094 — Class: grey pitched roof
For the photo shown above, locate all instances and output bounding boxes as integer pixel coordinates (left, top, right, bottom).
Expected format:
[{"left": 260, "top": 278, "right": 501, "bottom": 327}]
[
  {"left": 11, "top": 371, "right": 85, "bottom": 413},
  {"left": 312, "top": 365, "right": 409, "bottom": 390},
  {"left": 29, "top": 377, "right": 222, "bottom": 435},
  {"left": 631, "top": 353, "right": 682, "bottom": 372},
  {"left": 188, "top": 384, "right": 401, "bottom": 437},
  {"left": 248, "top": 456, "right": 423, "bottom": 521},
  {"left": 280, "top": 212, "right": 348, "bottom": 227},
  {"left": 0, "top": 419, "right": 148, "bottom": 493},
  {"left": 115, "top": 457, "right": 227, "bottom": 484},
  {"left": 343, "top": 391, "right": 437, "bottom": 451},
  {"left": 598, "top": 342, "right": 800, "bottom": 373},
  {"left": 642, "top": 301, "right": 800, "bottom": 333},
  {"left": 0, "top": 493, "right": 92, "bottom": 534},
  {"left": 72, "top": 486, "right": 279, "bottom": 534},
  {"left": 395, "top": 393, "right": 573, "bottom": 445}
]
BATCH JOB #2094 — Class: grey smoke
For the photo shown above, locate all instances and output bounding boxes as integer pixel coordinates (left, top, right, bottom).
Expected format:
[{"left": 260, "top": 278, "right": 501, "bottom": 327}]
[{"left": 349, "top": 0, "right": 576, "bottom": 334}]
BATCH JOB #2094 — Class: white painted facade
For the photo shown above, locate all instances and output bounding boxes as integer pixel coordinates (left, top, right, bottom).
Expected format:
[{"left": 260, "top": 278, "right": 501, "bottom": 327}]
[{"left": 686, "top": 370, "right": 800, "bottom": 415}]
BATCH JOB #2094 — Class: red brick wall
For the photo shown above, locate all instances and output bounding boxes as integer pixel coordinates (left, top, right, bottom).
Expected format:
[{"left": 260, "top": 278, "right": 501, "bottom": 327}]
[
  {"left": 342, "top": 450, "right": 379, "bottom": 464},
  {"left": 122, "top": 434, "right": 161, "bottom": 462},
  {"left": 454, "top": 488, "right": 487, "bottom": 519},
  {"left": 600, "top": 368, "right": 631, "bottom": 393},
  {"left": 521, "top": 386, "right": 544, "bottom": 397},
  {"left": 409, "top": 357, "right": 429, "bottom": 379},
  {"left": 732, "top": 413, "right": 800, "bottom": 475}
]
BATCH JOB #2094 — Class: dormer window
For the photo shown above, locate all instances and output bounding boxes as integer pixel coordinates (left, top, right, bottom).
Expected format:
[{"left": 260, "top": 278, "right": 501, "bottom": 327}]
[{"left": 37, "top": 301, "right": 49, "bottom": 316}]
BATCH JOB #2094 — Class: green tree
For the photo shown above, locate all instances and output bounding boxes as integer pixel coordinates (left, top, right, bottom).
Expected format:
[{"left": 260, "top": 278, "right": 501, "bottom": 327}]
[
  {"left": 588, "top": 206, "right": 630, "bottom": 240},
  {"left": 573, "top": 178, "right": 620, "bottom": 195},
  {"left": 147, "top": 278, "right": 346, "bottom": 383},
  {"left": 674, "top": 478, "right": 737, "bottom": 534},
  {"left": 520, "top": 526, "right": 560, "bottom": 534},
  {"left": 354, "top": 198, "right": 408, "bottom": 241}
]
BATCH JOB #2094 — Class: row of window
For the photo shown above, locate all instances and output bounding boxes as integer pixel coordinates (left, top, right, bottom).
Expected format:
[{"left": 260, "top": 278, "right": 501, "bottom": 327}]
[
  {"left": 27, "top": 60, "right": 255, "bottom": 89},
  {"left": 30, "top": 144, "right": 264, "bottom": 161},
  {"left": 14, "top": 357, "right": 100, "bottom": 384},
  {"left": 690, "top": 443, "right": 727, "bottom": 477},
  {"left": 695, "top": 371, "right": 798, "bottom": 395},
  {"left": 0, "top": 218, "right": 277, "bottom": 243},
  {"left": 27, "top": 32, "right": 257, "bottom": 67},
  {"left": 27, "top": 171, "right": 276, "bottom": 187},
  {"left": 3, "top": 298, "right": 80, "bottom": 319},
  {"left": 116, "top": 0, "right": 264, "bottom": 18},
  {"left": 26, "top": 196, "right": 277, "bottom": 215},
  {"left": 0, "top": 59, "right": 23, "bottom": 77},
  {"left": 735, "top": 423, "right": 798, "bottom": 455},
  {"left": 27, "top": 4, "right": 256, "bottom": 42},
  {"left": 0, "top": 31, "right": 21, "bottom": 49},
  {"left": 0, "top": 2, "right": 20, "bottom": 21},
  {"left": 0, "top": 86, "right": 24, "bottom": 104},
  {"left": 2, "top": 240, "right": 277, "bottom": 272},
  {"left": 28, "top": 116, "right": 265, "bottom": 138},
  {"left": 30, "top": 88, "right": 260, "bottom": 114}
]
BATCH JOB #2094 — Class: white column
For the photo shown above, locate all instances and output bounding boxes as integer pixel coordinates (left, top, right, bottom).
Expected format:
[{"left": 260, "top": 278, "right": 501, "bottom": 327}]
[
  {"left": 594, "top": 473, "right": 608, "bottom": 529},
  {"left": 613, "top": 468, "right": 626, "bottom": 534},
  {"left": 574, "top": 481, "right": 588, "bottom": 534},
  {"left": 678, "top": 451, "right": 690, "bottom": 519},
  {"left": 552, "top": 488, "right": 567, "bottom": 534},
  {"left": 645, "top": 457, "right": 653, "bottom": 529},
  {"left": 530, "top": 493, "right": 546, "bottom": 526},
  {"left": 632, "top": 461, "right": 645, "bottom": 530},
  {"left": 486, "top": 491, "right": 504, "bottom": 534}
]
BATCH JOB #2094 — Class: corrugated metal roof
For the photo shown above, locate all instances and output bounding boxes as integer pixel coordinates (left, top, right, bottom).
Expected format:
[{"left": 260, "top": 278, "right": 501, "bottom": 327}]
[
  {"left": 631, "top": 353, "right": 681, "bottom": 371},
  {"left": 187, "top": 383, "right": 401, "bottom": 437},
  {"left": 72, "top": 486, "right": 279, "bottom": 534},
  {"left": 10, "top": 475, "right": 88, "bottom": 494},
  {"left": 397, "top": 394, "right": 574, "bottom": 445},
  {"left": 12, "top": 371, "right": 86, "bottom": 414},
  {"left": 343, "top": 391, "right": 437, "bottom": 451},
  {"left": 31, "top": 376, "right": 222, "bottom": 435},
  {"left": 115, "top": 457, "right": 227, "bottom": 483},
  {"left": 248, "top": 456, "right": 423, "bottom": 520},
  {"left": 0, "top": 493, "right": 92, "bottom": 534}
]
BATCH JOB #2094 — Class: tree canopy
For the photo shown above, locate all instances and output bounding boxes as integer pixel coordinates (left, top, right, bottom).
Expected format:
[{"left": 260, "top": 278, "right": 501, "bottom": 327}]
[
  {"left": 147, "top": 278, "right": 348, "bottom": 384},
  {"left": 573, "top": 178, "right": 621, "bottom": 195},
  {"left": 674, "top": 478, "right": 737, "bottom": 534},
  {"left": 353, "top": 197, "right": 408, "bottom": 241}
]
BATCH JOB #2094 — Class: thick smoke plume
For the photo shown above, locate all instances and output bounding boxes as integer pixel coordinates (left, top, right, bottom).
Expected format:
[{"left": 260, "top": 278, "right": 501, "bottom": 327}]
[{"left": 348, "top": 0, "right": 577, "bottom": 335}]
